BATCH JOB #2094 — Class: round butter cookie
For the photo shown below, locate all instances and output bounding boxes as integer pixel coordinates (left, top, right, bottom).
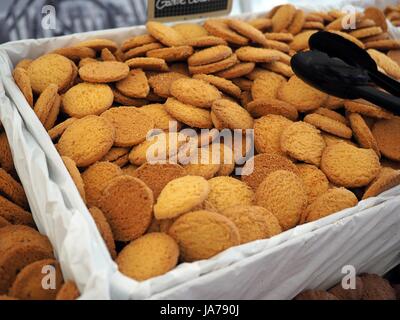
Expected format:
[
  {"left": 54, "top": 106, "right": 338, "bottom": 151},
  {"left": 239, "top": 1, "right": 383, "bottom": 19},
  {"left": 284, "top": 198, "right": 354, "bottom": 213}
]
[
  {"left": 0, "top": 195, "right": 34, "bottom": 227},
  {"left": 367, "top": 49, "right": 400, "bottom": 80},
  {"left": 289, "top": 30, "right": 318, "bottom": 51},
  {"left": 168, "top": 210, "right": 240, "bottom": 262},
  {"left": 79, "top": 61, "right": 129, "bottom": 83},
  {"left": 228, "top": 19, "right": 268, "bottom": 46},
  {"left": 296, "top": 164, "right": 329, "bottom": 204},
  {"left": 272, "top": 4, "right": 296, "bottom": 32},
  {"left": 115, "top": 69, "right": 149, "bottom": 98},
  {"left": 147, "top": 46, "right": 194, "bottom": 62},
  {"left": 74, "top": 38, "right": 118, "bottom": 52},
  {"left": 121, "top": 34, "right": 157, "bottom": 52},
  {"left": 372, "top": 117, "right": 400, "bottom": 161},
  {"left": 33, "top": 84, "right": 58, "bottom": 125},
  {"left": 215, "top": 62, "right": 255, "bottom": 79},
  {"left": 211, "top": 99, "right": 254, "bottom": 130},
  {"left": 117, "top": 232, "right": 179, "bottom": 281},
  {"left": 247, "top": 98, "right": 298, "bottom": 120},
  {"left": 52, "top": 46, "right": 96, "bottom": 61},
  {"left": 313, "top": 107, "right": 348, "bottom": 125},
  {"left": 48, "top": 118, "right": 77, "bottom": 141},
  {"left": 236, "top": 47, "right": 281, "bottom": 63},
  {"left": 89, "top": 207, "right": 117, "bottom": 259},
  {"left": 13, "top": 68, "right": 33, "bottom": 107},
  {"left": 251, "top": 71, "right": 286, "bottom": 100},
  {"left": 101, "top": 147, "right": 130, "bottom": 167},
  {"left": 125, "top": 57, "right": 169, "bottom": 72},
  {"left": 203, "top": 20, "right": 249, "bottom": 46},
  {"left": 56, "top": 281, "right": 80, "bottom": 300},
  {"left": 304, "top": 113, "right": 353, "bottom": 139},
  {"left": 62, "top": 156, "right": 86, "bottom": 203},
  {"left": 363, "top": 167, "right": 400, "bottom": 199},
  {"left": 183, "top": 147, "right": 221, "bottom": 180},
  {"left": 188, "top": 45, "right": 232, "bottom": 66},
  {"left": 148, "top": 72, "right": 188, "bottom": 98},
  {"left": 344, "top": 99, "right": 393, "bottom": 119},
  {"left": 185, "top": 36, "right": 228, "bottom": 47},
  {"left": 173, "top": 23, "right": 209, "bottom": 39},
  {"left": 348, "top": 113, "right": 380, "bottom": 156},
  {"left": 193, "top": 74, "right": 241, "bottom": 99},
  {"left": 123, "top": 43, "right": 164, "bottom": 60},
  {"left": 146, "top": 21, "right": 185, "bottom": 47},
  {"left": 188, "top": 54, "right": 238, "bottom": 74},
  {"left": 138, "top": 103, "right": 181, "bottom": 131}
]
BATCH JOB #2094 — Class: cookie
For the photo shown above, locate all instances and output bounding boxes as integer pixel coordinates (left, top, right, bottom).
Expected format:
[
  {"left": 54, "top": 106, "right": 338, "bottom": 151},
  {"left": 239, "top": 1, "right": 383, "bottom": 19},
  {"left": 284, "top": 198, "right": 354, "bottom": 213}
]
[
  {"left": 0, "top": 195, "right": 33, "bottom": 226},
  {"left": 289, "top": 30, "right": 317, "bottom": 51},
  {"left": 138, "top": 103, "right": 181, "bottom": 131},
  {"left": 263, "top": 61, "right": 294, "bottom": 77},
  {"left": 33, "top": 84, "right": 58, "bottom": 125},
  {"left": 303, "top": 21, "right": 325, "bottom": 29},
  {"left": 89, "top": 207, "right": 117, "bottom": 259},
  {"left": 154, "top": 176, "right": 209, "bottom": 220},
  {"left": 206, "top": 177, "right": 254, "bottom": 212},
  {"left": 372, "top": 117, "right": 400, "bottom": 161},
  {"left": 15, "top": 59, "right": 32, "bottom": 70},
  {"left": 321, "top": 142, "right": 380, "bottom": 188},
  {"left": 148, "top": 46, "right": 193, "bottom": 63},
  {"left": 123, "top": 43, "right": 164, "bottom": 60},
  {"left": 203, "top": 20, "right": 249, "bottom": 46},
  {"left": 213, "top": 143, "right": 235, "bottom": 177},
  {"left": 56, "top": 281, "right": 80, "bottom": 300},
  {"left": 74, "top": 38, "right": 118, "bottom": 52},
  {"left": 168, "top": 210, "right": 240, "bottom": 262},
  {"left": 304, "top": 113, "right": 353, "bottom": 139},
  {"left": 251, "top": 71, "right": 286, "bottom": 100},
  {"left": 173, "top": 23, "right": 209, "bottom": 39},
  {"left": 363, "top": 167, "right": 400, "bottom": 199},
  {"left": 101, "top": 48, "right": 117, "bottom": 61},
  {"left": 57, "top": 115, "right": 115, "bottom": 167},
  {"left": 0, "top": 133, "right": 15, "bottom": 174},
  {"left": 146, "top": 21, "right": 185, "bottom": 47},
  {"left": 329, "top": 276, "right": 364, "bottom": 300},
  {"left": 221, "top": 206, "right": 281, "bottom": 244},
  {"left": 115, "top": 69, "right": 149, "bottom": 98},
  {"left": 248, "top": 18, "right": 272, "bottom": 31},
  {"left": 113, "top": 88, "right": 149, "bottom": 106},
  {"left": 272, "top": 4, "right": 297, "bottom": 32},
  {"left": 188, "top": 54, "right": 238, "bottom": 74},
  {"left": 236, "top": 47, "right": 281, "bottom": 63},
  {"left": 79, "top": 61, "right": 129, "bottom": 83},
  {"left": 232, "top": 78, "right": 253, "bottom": 91},
  {"left": 117, "top": 232, "right": 179, "bottom": 281},
  {"left": 125, "top": 57, "right": 169, "bottom": 72},
  {"left": 288, "top": 9, "right": 306, "bottom": 35},
  {"left": 188, "top": 45, "right": 232, "bottom": 67},
  {"left": 265, "top": 32, "right": 294, "bottom": 42},
  {"left": 349, "top": 26, "right": 383, "bottom": 39},
  {"left": 363, "top": 32, "right": 389, "bottom": 43},
  {"left": 264, "top": 39, "right": 290, "bottom": 53},
  {"left": 184, "top": 36, "right": 228, "bottom": 47},
  {"left": 62, "top": 83, "right": 113, "bottom": 118},
  {"left": 348, "top": 113, "right": 380, "bottom": 156},
  {"left": 344, "top": 99, "right": 393, "bottom": 119},
  {"left": 79, "top": 57, "right": 98, "bottom": 68},
  {"left": 52, "top": 46, "right": 96, "bottom": 61},
  {"left": 365, "top": 39, "right": 400, "bottom": 50},
  {"left": 212, "top": 99, "right": 254, "bottom": 131},
  {"left": 82, "top": 161, "right": 123, "bottom": 207},
  {"left": 215, "top": 62, "right": 255, "bottom": 79},
  {"left": 183, "top": 147, "right": 221, "bottom": 180},
  {"left": 27, "top": 54, "right": 73, "bottom": 93},
  {"left": 133, "top": 163, "right": 186, "bottom": 198},
  {"left": 13, "top": 68, "right": 33, "bottom": 107},
  {"left": 360, "top": 273, "right": 396, "bottom": 300},
  {"left": 323, "top": 95, "right": 344, "bottom": 110},
  {"left": 102, "top": 147, "right": 130, "bottom": 167},
  {"left": 322, "top": 133, "right": 355, "bottom": 148},
  {"left": 314, "top": 107, "right": 348, "bottom": 125},
  {"left": 148, "top": 72, "right": 188, "bottom": 98},
  {"left": 193, "top": 74, "right": 241, "bottom": 98},
  {"left": 48, "top": 118, "right": 77, "bottom": 141},
  {"left": 304, "top": 188, "right": 358, "bottom": 223},
  {"left": 43, "top": 94, "right": 61, "bottom": 130},
  {"left": 248, "top": 98, "right": 298, "bottom": 120},
  {"left": 62, "top": 156, "right": 86, "bottom": 202},
  {"left": 254, "top": 114, "right": 293, "bottom": 155},
  {"left": 255, "top": 170, "right": 307, "bottom": 230},
  {"left": 281, "top": 121, "right": 326, "bottom": 166},
  {"left": 241, "top": 152, "right": 299, "bottom": 191},
  {"left": 9, "top": 259, "right": 63, "bottom": 300},
  {"left": 367, "top": 49, "right": 400, "bottom": 80},
  {"left": 278, "top": 75, "right": 328, "bottom": 112},
  {"left": 228, "top": 19, "right": 268, "bottom": 46},
  {"left": 121, "top": 34, "right": 157, "bottom": 52},
  {"left": 99, "top": 175, "right": 153, "bottom": 241},
  {"left": 297, "top": 164, "right": 329, "bottom": 204}
]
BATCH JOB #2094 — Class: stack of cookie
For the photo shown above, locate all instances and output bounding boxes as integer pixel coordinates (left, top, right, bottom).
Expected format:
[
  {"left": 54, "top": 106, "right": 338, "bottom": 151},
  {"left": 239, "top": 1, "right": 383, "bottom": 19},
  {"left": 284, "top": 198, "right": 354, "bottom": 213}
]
[
  {"left": 0, "top": 133, "right": 79, "bottom": 300},
  {"left": 10, "top": 4, "right": 400, "bottom": 283}
]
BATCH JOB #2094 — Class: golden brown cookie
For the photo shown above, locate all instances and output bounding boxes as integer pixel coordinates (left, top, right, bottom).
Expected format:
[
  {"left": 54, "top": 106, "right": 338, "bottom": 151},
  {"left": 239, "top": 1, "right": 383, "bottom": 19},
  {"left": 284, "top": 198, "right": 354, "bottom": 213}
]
[
  {"left": 323, "top": 95, "right": 344, "bottom": 110},
  {"left": 365, "top": 39, "right": 400, "bottom": 50},
  {"left": 121, "top": 34, "right": 157, "bottom": 52},
  {"left": 367, "top": 49, "right": 400, "bottom": 80},
  {"left": 125, "top": 57, "right": 169, "bottom": 72},
  {"left": 228, "top": 19, "right": 268, "bottom": 46},
  {"left": 101, "top": 48, "right": 117, "bottom": 61},
  {"left": 321, "top": 142, "right": 380, "bottom": 188},
  {"left": 304, "top": 188, "right": 358, "bottom": 223},
  {"left": 33, "top": 84, "right": 58, "bottom": 125},
  {"left": 297, "top": 164, "right": 329, "bottom": 204},
  {"left": 117, "top": 232, "right": 179, "bottom": 281},
  {"left": 364, "top": 7, "right": 388, "bottom": 32},
  {"left": 232, "top": 78, "right": 253, "bottom": 91},
  {"left": 207, "top": 177, "right": 254, "bottom": 212},
  {"left": 99, "top": 175, "right": 153, "bottom": 241},
  {"left": 211, "top": 99, "right": 254, "bottom": 130},
  {"left": 289, "top": 30, "right": 317, "bottom": 51},
  {"left": 278, "top": 75, "right": 328, "bottom": 112},
  {"left": 170, "top": 78, "right": 221, "bottom": 108},
  {"left": 57, "top": 115, "right": 115, "bottom": 167},
  {"left": 203, "top": 20, "right": 249, "bottom": 46},
  {"left": 304, "top": 113, "right": 353, "bottom": 139},
  {"left": 146, "top": 21, "right": 185, "bottom": 47},
  {"left": 27, "top": 54, "right": 73, "bottom": 93},
  {"left": 251, "top": 71, "right": 286, "bottom": 100},
  {"left": 344, "top": 99, "right": 393, "bottom": 120},
  {"left": 147, "top": 46, "right": 194, "bottom": 62},
  {"left": 248, "top": 98, "right": 298, "bottom": 120},
  {"left": 62, "top": 83, "right": 113, "bottom": 118},
  {"left": 89, "top": 207, "right": 116, "bottom": 259},
  {"left": 193, "top": 74, "right": 241, "bottom": 99},
  {"left": 138, "top": 103, "right": 181, "bottom": 131},
  {"left": 173, "top": 23, "right": 209, "bottom": 39},
  {"left": 272, "top": 4, "right": 296, "bottom": 32},
  {"left": 79, "top": 61, "right": 129, "bottom": 83},
  {"left": 328, "top": 276, "right": 364, "bottom": 300},
  {"left": 188, "top": 54, "right": 238, "bottom": 74},
  {"left": 281, "top": 121, "right": 326, "bottom": 166},
  {"left": 48, "top": 118, "right": 78, "bottom": 141},
  {"left": 102, "top": 147, "right": 130, "bottom": 167},
  {"left": 53, "top": 46, "right": 96, "bottom": 61},
  {"left": 189, "top": 45, "right": 232, "bottom": 67},
  {"left": 9, "top": 259, "right": 63, "bottom": 300},
  {"left": 168, "top": 210, "right": 240, "bottom": 262},
  {"left": 15, "top": 59, "right": 32, "bottom": 70},
  {"left": 288, "top": 9, "right": 306, "bottom": 35},
  {"left": 361, "top": 273, "right": 396, "bottom": 300},
  {"left": 182, "top": 146, "right": 221, "bottom": 180},
  {"left": 0, "top": 133, "right": 15, "bottom": 175},
  {"left": 154, "top": 175, "right": 209, "bottom": 220},
  {"left": 263, "top": 61, "right": 294, "bottom": 77},
  {"left": 215, "top": 62, "right": 255, "bottom": 79},
  {"left": 314, "top": 107, "right": 348, "bottom": 125},
  {"left": 184, "top": 36, "right": 228, "bottom": 47},
  {"left": 349, "top": 26, "right": 383, "bottom": 39},
  {"left": 74, "top": 38, "right": 118, "bottom": 52},
  {"left": 62, "top": 156, "right": 86, "bottom": 202},
  {"left": 79, "top": 57, "right": 98, "bottom": 68},
  {"left": 254, "top": 114, "right": 293, "bottom": 156},
  {"left": 123, "top": 42, "right": 164, "bottom": 60},
  {"left": 115, "top": 69, "right": 149, "bottom": 98},
  {"left": 372, "top": 117, "right": 400, "bottom": 161},
  {"left": 363, "top": 32, "right": 389, "bottom": 43},
  {"left": 255, "top": 170, "right": 307, "bottom": 230},
  {"left": 13, "top": 68, "right": 33, "bottom": 107},
  {"left": 147, "top": 72, "right": 188, "bottom": 98},
  {"left": 56, "top": 281, "right": 80, "bottom": 300},
  {"left": 322, "top": 133, "right": 355, "bottom": 148},
  {"left": 82, "top": 161, "right": 123, "bottom": 207},
  {"left": 165, "top": 98, "right": 212, "bottom": 129},
  {"left": 363, "top": 167, "right": 400, "bottom": 199},
  {"left": 265, "top": 32, "right": 294, "bottom": 42},
  {"left": 348, "top": 113, "right": 380, "bottom": 156},
  {"left": 133, "top": 163, "right": 186, "bottom": 199},
  {"left": 236, "top": 47, "right": 281, "bottom": 63},
  {"left": 241, "top": 153, "right": 299, "bottom": 191},
  {"left": 101, "top": 107, "right": 154, "bottom": 147},
  {"left": 0, "top": 195, "right": 33, "bottom": 226},
  {"left": 43, "top": 94, "right": 61, "bottom": 131},
  {"left": 248, "top": 18, "right": 272, "bottom": 31}
]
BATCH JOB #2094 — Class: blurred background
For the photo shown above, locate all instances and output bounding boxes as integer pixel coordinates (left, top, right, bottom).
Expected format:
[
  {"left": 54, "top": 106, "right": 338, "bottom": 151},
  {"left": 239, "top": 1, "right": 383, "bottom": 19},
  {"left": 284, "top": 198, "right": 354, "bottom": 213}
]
[{"left": 0, "top": 0, "right": 286, "bottom": 43}]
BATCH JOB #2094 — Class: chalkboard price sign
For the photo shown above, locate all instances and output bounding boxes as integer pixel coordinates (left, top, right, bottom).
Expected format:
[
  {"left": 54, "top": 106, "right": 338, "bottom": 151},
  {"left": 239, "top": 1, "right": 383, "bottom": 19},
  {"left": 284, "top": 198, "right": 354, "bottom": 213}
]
[{"left": 148, "top": 0, "right": 233, "bottom": 22}]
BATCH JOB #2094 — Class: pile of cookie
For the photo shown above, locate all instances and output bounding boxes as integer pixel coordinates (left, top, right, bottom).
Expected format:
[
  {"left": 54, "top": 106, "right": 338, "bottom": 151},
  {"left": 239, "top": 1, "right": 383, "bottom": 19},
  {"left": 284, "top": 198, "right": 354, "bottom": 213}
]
[
  {"left": 295, "top": 273, "right": 399, "bottom": 300},
  {"left": 384, "top": 4, "right": 400, "bottom": 27},
  {"left": 11, "top": 4, "right": 400, "bottom": 283},
  {"left": 0, "top": 133, "right": 79, "bottom": 300}
]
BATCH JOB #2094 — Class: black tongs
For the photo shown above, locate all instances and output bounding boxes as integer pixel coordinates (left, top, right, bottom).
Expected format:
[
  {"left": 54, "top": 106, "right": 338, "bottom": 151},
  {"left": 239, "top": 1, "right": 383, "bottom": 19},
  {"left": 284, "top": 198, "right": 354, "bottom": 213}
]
[{"left": 291, "top": 31, "right": 400, "bottom": 115}]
